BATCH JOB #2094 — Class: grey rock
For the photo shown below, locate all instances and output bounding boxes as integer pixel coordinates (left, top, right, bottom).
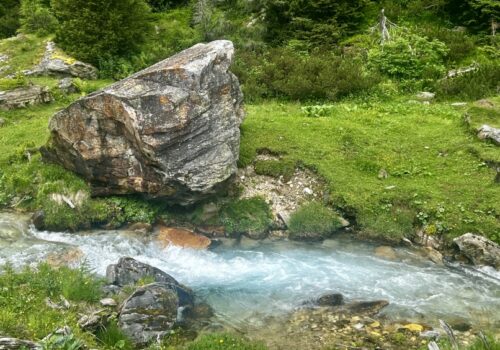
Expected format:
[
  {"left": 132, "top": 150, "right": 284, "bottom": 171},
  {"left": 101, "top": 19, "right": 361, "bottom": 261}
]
[
  {"left": 106, "top": 257, "right": 193, "bottom": 306},
  {"left": 42, "top": 40, "right": 244, "bottom": 204},
  {"left": 420, "top": 330, "right": 441, "bottom": 339},
  {"left": 453, "top": 233, "right": 500, "bottom": 269},
  {"left": 31, "top": 210, "right": 45, "bottom": 230},
  {"left": 0, "top": 85, "right": 53, "bottom": 110},
  {"left": 27, "top": 41, "right": 97, "bottom": 79},
  {"left": 100, "top": 298, "right": 117, "bottom": 307},
  {"left": 345, "top": 300, "right": 389, "bottom": 315},
  {"left": 477, "top": 124, "right": 500, "bottom": 145},
  {"left": 0, "top": 338, "right": 40, "bottom": 350},
  {"left": 58, "top": 77, "right": 78, "bottom": 94},
  {"left": 78, "top": 311, "right": 108, "bottom": 332},
  {"left": 416, "top": 91, "right": 435, "bottom": 101},
  {"left": 0, "top": 54, "right": 8, "bottom": 63},
  {"left": 0, "top": 118, "right": 5, "bottom": 127},
  {"left": 118, "top": 282, "right": 179, "bottom": 346},
  {"left": 317, "top": 293, "right": 344, "bottom": 307}
]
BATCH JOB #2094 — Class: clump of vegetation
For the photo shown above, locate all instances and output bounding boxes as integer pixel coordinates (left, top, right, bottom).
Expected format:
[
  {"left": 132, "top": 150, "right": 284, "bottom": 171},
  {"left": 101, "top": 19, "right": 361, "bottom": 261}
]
[
  {"left": 0, "top": 0, "right": 20, "bottom": 39},
  {"left": 19, "top": 0, "right": 58, "bottom": 36},
  {"left": 103, "top": 196, "right": 163, "bottom": 228},
  {"left": 368, "top": 30, "right": 449, "bottom": 88},
  {"left": 0, "top": 263, "right": 102, "bottom": 340},
  {"left": 220, "top": 197, "right": 273, "bottom": 238},
  {"left": 288, "top": 202, "right": 343, "bottom": 240},
  {"left": 254, "top": 159, "right": 296, "bottom": 182},
  {"left": 185, "top": 333, "right": 267, "bottom": 350},
  {"left": 51, "top": 0, "right": 152, "bottom": 65},
  {"left": 301, "top": 105, "right": 336, "bottom": 118}
]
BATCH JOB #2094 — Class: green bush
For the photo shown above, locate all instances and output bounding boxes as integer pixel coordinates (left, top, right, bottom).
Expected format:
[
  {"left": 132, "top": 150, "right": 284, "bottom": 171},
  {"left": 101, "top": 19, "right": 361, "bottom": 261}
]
[
  {"left": 19, "top": 0, "right": 57, "bottom": 35},
  {"left": 368, "top": 31, "right": 448, "bottom": 86},
  {"left": 51, "top": 0, "right": 152, "bottom": 65},
  {"left": 186, "top": 333, "right": 267, "bottom": 350},
  {"left": 254, "top": 159, "right": 296, "bottom": 182},
  {"left": 288, "top": 202, "right": 342, "bottom": 240},
  {"left": 420, "top": 26, "right": 476, "bottom": 64},
  {"left": 233, "top": 48, "right": 380, "bottom": 101},
  {"left": 103, "top": 196, "right": 162, "bottom": 227},
  {"left": 264, "top": 0, "right": 372, "bottom": 48},
  {"left": 0, "top": 0, "right": 20, "bottom": 38},
  {"left": 435, "top": 61, "right": 500, "bottom": 100},
  {"left": 220, "top": 197, "right": 272, "bottom": 238}
]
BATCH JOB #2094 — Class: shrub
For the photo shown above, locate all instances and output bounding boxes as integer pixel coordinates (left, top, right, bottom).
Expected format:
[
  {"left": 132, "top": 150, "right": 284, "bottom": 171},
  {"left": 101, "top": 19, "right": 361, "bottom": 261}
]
[
  {"left": 19, "top": 0, "right": 57, "bottom": 35},
  {"left": 0, "top": 0, "right": 20, "bottom": 38},
  {"left": 186, "top": 333, "right": 267, "bottom": 350},
  {"left": 288, "top": 202, "right": 342, "bottom": 240},
  {"left": 368, "top": 31, "right": 448, "bottom": 87},
  {"left": 103, "top": 196, "right": 162, "bottom": 227},
  {"left": 51, "top": 0, "right": 152, "bottom": 65},
  {"left": 435, "top": 61, "right": 500, "bottom": 100},
  {"left": 220, "top": 197, "right": 272, "bottom": 238},
  {"left": 301, "top": 105, "right": 336, "bottom": 118},
  {"left": 233, "top": 48, "right": 380, "bottom": 101},
  {"left": 419, "top": 26, "right": 476, "bottom": 64},
  {"left": 264, "top": 0, "right": 372, "bottom": 48},
  {"left": 254, "top": 159, "right": 295, "bottom": 182}
]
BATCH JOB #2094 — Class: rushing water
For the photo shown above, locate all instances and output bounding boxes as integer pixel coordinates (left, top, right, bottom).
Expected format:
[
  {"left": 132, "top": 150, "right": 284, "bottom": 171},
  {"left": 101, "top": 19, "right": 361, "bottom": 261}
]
[{"left": 1, "top": 211, "right": 499, "bottom": 330}]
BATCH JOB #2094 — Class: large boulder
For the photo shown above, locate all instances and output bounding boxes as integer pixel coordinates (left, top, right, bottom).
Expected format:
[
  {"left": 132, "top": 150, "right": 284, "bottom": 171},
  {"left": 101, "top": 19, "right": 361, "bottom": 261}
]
[
  {"left": 106, "top": 257, "right": 193, "bottom": 306},
  {"left": 118, "top": 282, "right": 179, "bottom": 346},
  {"left": 42, "top": 40, "right": 244, "bottom": 204},
  {"left": 0, "top": 85, "right": 52, "bottom": 110},
  {"left": 453, "top": 233, "right": 500, "bottom": 269}
]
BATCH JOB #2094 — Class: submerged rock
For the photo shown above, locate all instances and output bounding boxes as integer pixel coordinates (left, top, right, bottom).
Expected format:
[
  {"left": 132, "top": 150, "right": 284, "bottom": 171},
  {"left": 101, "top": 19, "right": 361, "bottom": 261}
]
[
  {"left": 0, "top": 85, "right": 52, "bottom": 110},
  {"left": 157, "top": 226, "right": 212, "bottom": 250},
  {"left": 317, "top": 293, "right": 344, "bottom": 307},
  {"left": 453, "top": 233, "right": 500, "bottom": 269},
  {"left": 42, "top": 40, "right": 244, "bottom": 204},
  {"left": 106, "top": 257, "right": 193, "bottom": 306}
]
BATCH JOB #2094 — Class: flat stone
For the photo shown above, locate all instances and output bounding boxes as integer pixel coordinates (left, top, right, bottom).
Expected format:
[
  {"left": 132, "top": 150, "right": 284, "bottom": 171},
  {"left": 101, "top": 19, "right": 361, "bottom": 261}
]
[
  {"left": 157, "top": 226, "right": 211, "bottom": 250},
  {"left": 0, "top": 85, "right": 53, "bottom": 110},
  {"left": 416, "top": 92, "right": 435, "bottom": 101},
  {"left": 100, "top": 298, "right": 117, "bottom": 307},
  {"left": 0, "top": 338, "right": 40, "bottom": 349}
]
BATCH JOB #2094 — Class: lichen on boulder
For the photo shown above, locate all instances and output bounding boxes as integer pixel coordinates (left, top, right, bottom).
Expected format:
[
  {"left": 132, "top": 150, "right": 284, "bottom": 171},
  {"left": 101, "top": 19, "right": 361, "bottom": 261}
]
[{"left": 42, "top": 40, "right": 244, "bottom": 205}]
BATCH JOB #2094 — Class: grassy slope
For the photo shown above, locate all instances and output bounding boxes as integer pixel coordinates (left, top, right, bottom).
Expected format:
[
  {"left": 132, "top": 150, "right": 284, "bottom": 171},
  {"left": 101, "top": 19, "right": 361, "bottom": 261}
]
[{"left": 240, "top": 98, "right": 499, "bottom": 243}]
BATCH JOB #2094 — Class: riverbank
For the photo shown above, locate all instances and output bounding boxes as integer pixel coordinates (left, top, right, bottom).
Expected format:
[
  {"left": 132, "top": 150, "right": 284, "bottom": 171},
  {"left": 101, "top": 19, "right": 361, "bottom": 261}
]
[{"left": 1, "top": 211, "right": 499, "bottom": 349}]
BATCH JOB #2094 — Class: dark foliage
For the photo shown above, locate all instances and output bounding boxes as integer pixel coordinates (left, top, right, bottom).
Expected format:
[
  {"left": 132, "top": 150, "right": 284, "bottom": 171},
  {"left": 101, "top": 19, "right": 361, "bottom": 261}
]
[{"left": 0, "top": 0, "right": 20, "bottom": 38}]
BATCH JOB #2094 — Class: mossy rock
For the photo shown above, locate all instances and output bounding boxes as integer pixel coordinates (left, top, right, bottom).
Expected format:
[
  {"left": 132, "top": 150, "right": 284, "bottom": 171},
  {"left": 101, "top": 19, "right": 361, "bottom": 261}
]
[
  {"left": 220, "top": 197, "right": 273, "bottom": 239},
  {"left": 288, "top": 202, "right": 343, "bottom": 241}
]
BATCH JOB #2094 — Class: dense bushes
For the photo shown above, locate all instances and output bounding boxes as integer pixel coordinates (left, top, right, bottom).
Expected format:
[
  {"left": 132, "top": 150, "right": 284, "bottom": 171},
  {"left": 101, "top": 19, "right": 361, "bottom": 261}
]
[
  {"left": 0, "top": 0, "right": 20, "bottom": 38},
  {"left": 368, "top": 31, "right": 448, "bottom": 87},
  {"left": 435, "top": 61, "right": 500, "bottom": 100},
  {"left": 19, "top": 0, "right": 57, "bottom": 35},
  {"left": 233, "top": 48, "right": 380, "bottom": 102},
  {"left": 264, "top": 0, "right": 373, "bottom": 48},
  {"left": 51, "top": 0, "right": 152, "bottom": 65}
]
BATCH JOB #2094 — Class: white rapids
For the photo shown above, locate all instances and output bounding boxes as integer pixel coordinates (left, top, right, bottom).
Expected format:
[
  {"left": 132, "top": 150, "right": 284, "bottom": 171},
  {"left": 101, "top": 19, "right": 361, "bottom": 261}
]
[{"left": 1, "top": 211, "right": 499, "bottom": 329}]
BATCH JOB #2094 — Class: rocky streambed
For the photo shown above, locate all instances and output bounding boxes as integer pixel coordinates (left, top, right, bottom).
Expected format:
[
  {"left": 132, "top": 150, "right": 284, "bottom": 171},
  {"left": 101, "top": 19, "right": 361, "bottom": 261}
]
[{"left": 1, "top": 211, "right": 499, "bottom": 349}]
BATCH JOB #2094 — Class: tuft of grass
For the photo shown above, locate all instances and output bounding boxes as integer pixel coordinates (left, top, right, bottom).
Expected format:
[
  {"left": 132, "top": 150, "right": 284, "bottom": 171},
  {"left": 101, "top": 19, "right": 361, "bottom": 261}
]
[
  {"left": 220, "top": 197, "right": 273, "bottom": 238},
  {"left": 95, "top": 320, "right": 134, "bottom": 350},
  {"left": 240, "top": 99, "right": 500, "bottom": 243},
  {"left": 288, "top": 202, "right": 343, "bottom": 241},
  {"left": 185, "top": 333, "right": 268, "bottom": 350},
  {"left": 0, "top": 34, "right": 46, "bottom": 79},
  {"left": 254, "top": 159, "right": 296, "bottom": 182}
]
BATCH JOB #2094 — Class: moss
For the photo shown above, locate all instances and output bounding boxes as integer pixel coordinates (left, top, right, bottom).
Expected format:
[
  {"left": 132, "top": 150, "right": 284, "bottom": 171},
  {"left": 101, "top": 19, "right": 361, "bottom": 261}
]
[
  {"left": 254, "top": 159, "right": 296, "bottom": 182},
  {"left": 288, "top": 202, "right": 343, "bottom": 240},
  {"left": 220, "top": 197, "right": 273, "bottom": 238}
]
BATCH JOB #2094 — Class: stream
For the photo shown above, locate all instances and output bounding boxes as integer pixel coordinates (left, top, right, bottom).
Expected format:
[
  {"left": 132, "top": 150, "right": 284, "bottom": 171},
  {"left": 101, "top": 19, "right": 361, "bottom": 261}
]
[{"left": 1, "top": 211, "right": 499, "bottom": 331}]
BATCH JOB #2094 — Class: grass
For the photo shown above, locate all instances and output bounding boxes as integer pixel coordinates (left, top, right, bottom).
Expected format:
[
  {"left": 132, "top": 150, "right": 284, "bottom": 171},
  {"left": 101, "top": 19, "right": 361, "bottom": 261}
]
[
  {"left": 0, "top": 263, "right": 102, "bottom": 342},
  {"left": 220, "top": 197, "right": 273, "bottom": 238},
  {"left": 240, "top": 98, "right": 500, "bottom": 243},
  {"left": 0, "top": 34, "right": 46, "bottom": 78},
  {"left": 254, "top": 158, "right": 296, "bottom": 182}
]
